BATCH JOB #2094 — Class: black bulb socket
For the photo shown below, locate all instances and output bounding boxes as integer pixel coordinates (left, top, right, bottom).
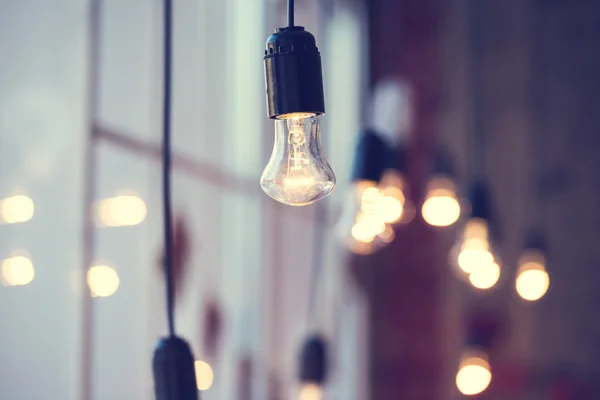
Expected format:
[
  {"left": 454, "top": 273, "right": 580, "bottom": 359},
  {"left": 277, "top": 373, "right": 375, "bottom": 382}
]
[
  {"left": 153, "top": 336, "right": 198, "bottom": 400},
  {"left": 264, "top": 26, "right": 325, "bottom": 119},
  {"left": 299, "top": 334, "right": 328, "bottom": 384}
]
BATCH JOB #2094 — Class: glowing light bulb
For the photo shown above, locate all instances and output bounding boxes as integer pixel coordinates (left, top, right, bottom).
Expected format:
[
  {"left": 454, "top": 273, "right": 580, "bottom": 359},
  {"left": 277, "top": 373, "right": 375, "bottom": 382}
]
[
  {"left": 422, "top": 177, "right": 461, "bottom": 227},
  {"left": 456, "top": 351, "right": 492, "bottom": 396},
  {"left": 87, "top": 265, "right": 120, "bottom": 297},
  {"left": 261, "top": 113, "right": 335, "bottom": 206},
  {"left": 98, "top": 195, "right": 147, "bottom": 227},
  {"left": 456, "top": 219, "right": 494, "bottom": 274},
  {"left": 0, "top": 195, "right": 34, "bottom": 224},
  {"left": 516, "top": 250, "right": 549, "bottom": 301},
  {"left": 1, "top": 255, "right": 35, "bottom": 286},
  {"left": 469, "top": 261, "right": 500, "bottom": 290},
  {"left": 376, "top": 172, "right": 406, "bottom": 224},
  {"left": 298, "top": 383, "right": 322, "bottom": 400},
  {"left": 194, "top": 360, "right": 214, "bottom": 391}
]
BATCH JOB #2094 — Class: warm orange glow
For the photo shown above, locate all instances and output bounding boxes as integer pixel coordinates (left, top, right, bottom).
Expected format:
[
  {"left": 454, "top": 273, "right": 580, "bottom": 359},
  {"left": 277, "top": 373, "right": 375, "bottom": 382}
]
[
  {"left": 277, "top": 112, "right": 317, "bottom": 120},
  {"left": 456, "top": 219, "right": 494, "bottom": 274},
  {"left": 87, "top": 265, "right": 120, "bottom": 297},
  {"left": 298, "top": 383, "right": 322, "bottom": 400},
  {"left": 516, "top": 250, "right": 549, "bottom": 301},
  {"left": 0, "top": 195, "right": 34, "bottom": 224},
  {"left": 194, "top": 360, "right": 214, "bottom": 391},
  {"left": 422, "top": 177, "right": 461, "bottom": 227},
  {"left": 469, "top": 261, "right": 500, "bottom": 290},
  {"left": 98, "top": 195, "right": 147, "bottom": 227},
  {"left": 374, "top": 193, "right": 404, "bottom": 224},
  {"left": 456, "top": 351, "right": 492, "bottom": 396},
  {"left": 351, "top": 213, "right": 385, "bottom": 244},
  {"left": 457, "top": 243, "right": 494, "bottom": 275},
  {"left": 1, "top": 255, "right": 35, "bottom": 286},
  {"left": 378, "top": 224, "right": 396, "bottom": 243}
]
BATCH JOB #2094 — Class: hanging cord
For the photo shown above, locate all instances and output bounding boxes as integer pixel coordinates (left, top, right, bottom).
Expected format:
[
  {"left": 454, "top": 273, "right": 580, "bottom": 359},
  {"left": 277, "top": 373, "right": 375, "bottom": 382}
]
[
  {"left": 288, "top": 0, "right": 295, "bottom": 27},
  {"left": 162, "top": 0, "right": 176, "bottom": 338},
  {"left": 466, "top": 0, "right": 485, "bottom": 179},
  {"left": 307, "top": 202, "right": 327, "bottom": 331}
]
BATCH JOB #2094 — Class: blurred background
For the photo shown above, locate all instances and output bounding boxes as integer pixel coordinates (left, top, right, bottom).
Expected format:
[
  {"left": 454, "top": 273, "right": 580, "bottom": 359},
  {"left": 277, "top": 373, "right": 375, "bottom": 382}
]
[{"left": 1, "top": 0, "right": 599, "bottom": 399}]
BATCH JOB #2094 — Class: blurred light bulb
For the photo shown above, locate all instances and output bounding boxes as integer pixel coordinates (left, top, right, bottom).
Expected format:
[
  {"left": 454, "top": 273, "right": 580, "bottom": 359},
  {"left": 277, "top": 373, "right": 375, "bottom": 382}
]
[
  {"left": 1, "top": 255, "right": 35, "bottom": 286},
  {"left": 378, "top": 224, "right": 396, "bottom": 243},
  {"left": 261, "top": 114, "right": 335, "bottom": 206},
  {"left": 351, "top": 212, "right": 386, "bottom": 242},
  {"left": 0, "top": 195, "right": 34, "bottom": 224},
  {"left": 377, "top": 172, "right": 406, "bottom": 224},
  {"left": 87, "top": 265, "right": 120, "bottom": 297},
  {"left": 298, "top": 383, "right": 322, "bottom": 400},
  {"left": 516, "top": 250, "right": 549, "bottom": 301},
  {"left": 422, "top": 177, "right": 461, "bottom": 227},
  {"left": 469, "top": 261, "right": 500, "bottom": 290},
  {"left": 456, "top": 351, "right": 492, "bottom": 396},
  {"left": 194, "top": 360, "right": 214, "bottom": 391},
  {"left": 456, "top": 219, "right": 494, "bottom": 274},
  {"left": 98, "top": 195, "right": 147, "bottom": 227}
]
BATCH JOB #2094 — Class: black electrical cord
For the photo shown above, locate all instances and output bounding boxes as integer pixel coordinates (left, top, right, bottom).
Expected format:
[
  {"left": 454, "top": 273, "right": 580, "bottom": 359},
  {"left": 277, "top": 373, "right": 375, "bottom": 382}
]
[
  {"left": 162, "top": 0, "right": 175, "bottom": 338},
  {"left": 467, "top": 0, "right": 485, "bottom": 179},
  {"left": 288, "top": 0, "right": 295, "bottom": 27}
]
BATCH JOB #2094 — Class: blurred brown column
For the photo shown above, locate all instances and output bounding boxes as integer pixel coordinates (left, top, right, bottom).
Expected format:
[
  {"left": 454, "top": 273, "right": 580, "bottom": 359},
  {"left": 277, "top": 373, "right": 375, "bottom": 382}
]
[{"left": 353, "top": 0, "right": 445, "bottom": 399}]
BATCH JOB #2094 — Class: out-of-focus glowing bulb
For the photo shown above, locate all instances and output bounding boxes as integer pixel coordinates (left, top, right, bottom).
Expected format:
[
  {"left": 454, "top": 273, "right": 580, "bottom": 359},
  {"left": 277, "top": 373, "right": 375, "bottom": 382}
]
[
  {"left": 194, "top": 360, "right": 214, "bottom": 391},
  {"left": 374, "top": 192, "right": 404, "bottom": 224},
  {"left": 261, "top": 114, "right": 335, "bottom": 206},
  {"left": 469, "top": 261, "right": 500, "bottom": 290},
  {"left": 422, "top": 177, "right": 461, "bottom": 227},
  {"left": 1, "top": 255, "right": 35, "bottom": 286},
  {"left": 0, "top": 195, "right": 34, "bottom": 224},
  {"left": 298, "top": 383, "right": 322, "bottom": 400},
  {"left": 456, "top": 219, "right": 494, "bottom": 274},
  {"left": 351, "top": 213, "right": 386, "bottom": 244},
  {"left": 378, "top": 224, "right": 396, "bottom": 243},
  {"left": 516, "top": 250, "right": 549, "bottom": 301},
  {"left": 456, "top": 351, "right": 492, "bottom": 396},
  {"left": 87, "top": 265, "right": 120, "bottom": 297},
  {"left": 98, "top": 195, "right": 147, "bottom": 227}
]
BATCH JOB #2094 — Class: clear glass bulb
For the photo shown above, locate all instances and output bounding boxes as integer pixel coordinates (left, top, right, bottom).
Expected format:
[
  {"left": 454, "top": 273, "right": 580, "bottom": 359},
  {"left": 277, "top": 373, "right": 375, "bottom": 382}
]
[{"left": 261, "top": 113, "right": 336, "bottom": 206}]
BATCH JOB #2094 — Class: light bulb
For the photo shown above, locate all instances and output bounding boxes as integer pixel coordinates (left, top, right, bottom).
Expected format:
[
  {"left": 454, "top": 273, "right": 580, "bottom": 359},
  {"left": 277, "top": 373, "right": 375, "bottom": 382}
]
[
  {"left": 469, "top": 261, "right": 500, "bottom": 290},
  {"left": 97, "top": 194, "right": 147, "bottom": 227},
  {"left": 0, "top": 195, "right": 34, "bottom": 224},
  {"left": 298, "top": 383, "right": 322, "bottom": 400},
  {"left": 456, "top": 219, "right": 494, "bottom": 274},
  {"left": 422, "top": 176, "right": 461, "bottom": 227},
  {"left": 1, "top": 255, "right": 35, "bottom": 286},
  {"left": 456, "top": 351, "right": 492, "bottom": 396},
  {"left": 87, "top": 265, "right": 120, "bottom": 297},
  {"left": 261, "top": 113, "right": 335, "bottom": 206},
  {"left": 516, "top": 249, "right": 549, "bottom": 301},
  {"left": 194, "top": 360, "right": 214, "bottom": 391}
]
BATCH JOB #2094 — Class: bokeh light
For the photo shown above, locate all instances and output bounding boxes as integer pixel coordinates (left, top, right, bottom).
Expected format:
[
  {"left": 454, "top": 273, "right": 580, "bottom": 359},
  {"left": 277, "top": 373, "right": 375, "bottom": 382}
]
[
  {"left": 456, "top": 352, "right": 492, "bottom": 396},
  {"left": 0, "top": 195, "right": 34, "bottom": 224},
  {"left": 1, "top": 255, "right": 35, "bottom": 286},
  {"left": 456, "top": 219, "right": 494, "bottom": 274},
  {"left": 298, "top": 383, "right": 322, "bottom": 400},
  {"left": 87, "top": 265, "right": 120, "bottom": 297},
  {"left": 422, "top": 177, "right": 461, "bottom": 227},
  {"left": 194, "top": 360, "right": 214, "bottom": 391},
  {"left": 97, "top": 195, "right": 147, "bottom": 227},
  {"left": 469, "top": 261, "right": 500, "bottom": 290}
]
